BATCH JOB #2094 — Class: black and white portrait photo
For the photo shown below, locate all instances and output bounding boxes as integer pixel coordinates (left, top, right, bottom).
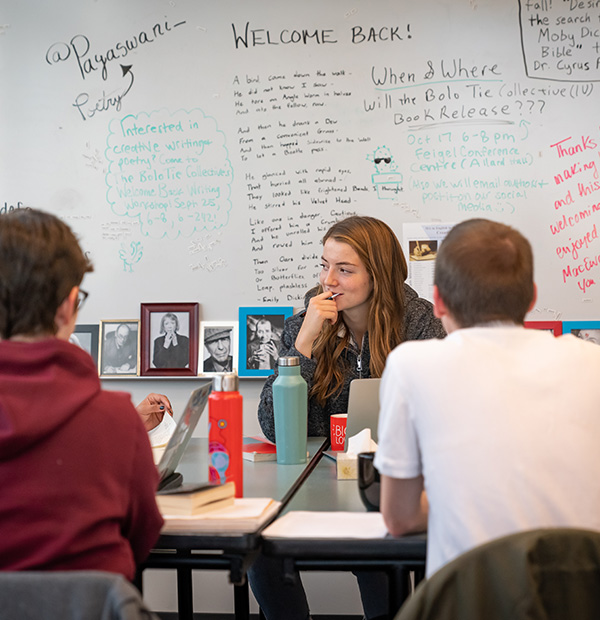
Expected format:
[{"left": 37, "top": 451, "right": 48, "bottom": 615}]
[
  {"left": 141, "top": 303, "right": 199, "bottom": 376},
  {"left": 200, "top": 321, "right": 238, "bottom": 376},
  {"left": 238, "top": 306, "right": 293, "bottom": 377},
  {"left": 99, "top": 320, "right": 139, "bottom": 377},
  {"left": 246, "top": 314, "right": 283, "bottom": 371},
  {"left": 151, "top": 311, "right": 190, "bottom": 368}
]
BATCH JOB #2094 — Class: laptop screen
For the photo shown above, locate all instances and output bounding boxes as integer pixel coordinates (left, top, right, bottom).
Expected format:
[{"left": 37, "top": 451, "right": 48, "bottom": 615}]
[
  {"left": 343, "top": 378, "right": 381, "bottom": 450},
  {"left": 157, "top": 382, "right": 212, "bottom": 485}
]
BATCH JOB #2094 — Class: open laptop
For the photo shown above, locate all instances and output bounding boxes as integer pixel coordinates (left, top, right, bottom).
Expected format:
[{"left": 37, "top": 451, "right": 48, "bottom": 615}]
[
  {"left": 157, "top": 382, "right": 212, "bottom": 491},
  {"left": 343, "top": 378, "right": 381, "bottom": 450}
]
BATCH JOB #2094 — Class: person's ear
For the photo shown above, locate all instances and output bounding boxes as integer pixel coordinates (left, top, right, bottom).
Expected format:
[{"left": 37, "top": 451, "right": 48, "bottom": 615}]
[
  {"left": 433, "top": 285, "right": 448, "bottom": 320},
  {"left": 54, "top": 286, "right": 78, "bottom": 339}
]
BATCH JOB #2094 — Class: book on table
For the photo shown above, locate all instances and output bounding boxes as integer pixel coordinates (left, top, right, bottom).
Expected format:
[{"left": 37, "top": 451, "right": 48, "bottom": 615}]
[
  {"left": 242, "top": 436, "right": 309, "bottom": 462},
  {"left": 242, "top": 436, "right": 277, "bottom": 462},
  {"left": 161, "top": 497, "right": 281, "bottom": 534},
  {"left": 156, "top": 481, "right": 235, "bottom": 516}
]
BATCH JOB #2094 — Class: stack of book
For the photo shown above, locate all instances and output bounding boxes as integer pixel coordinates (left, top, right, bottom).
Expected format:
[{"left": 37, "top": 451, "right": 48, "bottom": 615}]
[
  {"left": 156, "top": 481, "right": 236, "bottom": 517},
  {"left": 160, "top": 497, "right": 281, "bottom": 534}
]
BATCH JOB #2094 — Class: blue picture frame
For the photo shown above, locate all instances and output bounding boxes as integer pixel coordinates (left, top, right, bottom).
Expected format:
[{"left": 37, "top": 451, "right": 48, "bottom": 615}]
[
  {"left": 562, "top": 321, "right": 600, "bottom": 345},
  {"left": 238, "top": 306, "right": 293, "bottom": 377}
]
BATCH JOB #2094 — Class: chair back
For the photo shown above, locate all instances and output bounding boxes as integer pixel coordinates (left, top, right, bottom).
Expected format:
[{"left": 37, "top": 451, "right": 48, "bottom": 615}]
[
  {"left": 0, "top": 570, "right": 159, "bottom": 620},
  {"left": 395, "top": 528, "right": 600, "bottom": 620}
]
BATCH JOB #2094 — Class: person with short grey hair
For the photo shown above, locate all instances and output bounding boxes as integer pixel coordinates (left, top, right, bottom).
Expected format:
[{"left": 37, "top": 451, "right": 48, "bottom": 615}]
[{"left": 203, "top": 327, "right": 233, "bottom": 372}]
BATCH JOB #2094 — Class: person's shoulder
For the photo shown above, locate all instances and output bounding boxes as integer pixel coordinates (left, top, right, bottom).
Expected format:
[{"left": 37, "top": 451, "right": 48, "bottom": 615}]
[
  {"left": 403, "top": 283, "right": 446, "bottom": 339},
  {"left": 94, "top": 389, "right": 141, "bottom": 426},
  {"left": 284, "top": 310, "right": 305, "bottom": 332},
  {"left": 558, "top": 332, "right": 600, "bottom": 357},
  {"left": 204, "top": 358, "right": 218, "bottom": 371},
  {"left": 388, "top": 332, "right": 444, "bottom": 367}
]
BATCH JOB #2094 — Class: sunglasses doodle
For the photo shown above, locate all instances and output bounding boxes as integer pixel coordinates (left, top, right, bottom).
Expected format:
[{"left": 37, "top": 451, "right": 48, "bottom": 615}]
[{"left": 367, "top": 146, "right": 403, "bottom": 199}]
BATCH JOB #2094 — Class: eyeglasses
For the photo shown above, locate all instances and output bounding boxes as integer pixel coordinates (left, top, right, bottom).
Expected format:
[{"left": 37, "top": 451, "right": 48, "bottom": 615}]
[
  {"left": 76, "top": 288, "right": 89, "bottom": 312},
  {"left": 374, "top": 157, "right": 391, "bottom": 164}
]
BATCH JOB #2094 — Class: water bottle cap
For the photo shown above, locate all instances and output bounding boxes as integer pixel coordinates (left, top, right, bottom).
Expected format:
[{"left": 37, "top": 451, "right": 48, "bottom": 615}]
[
  {"left": 212, "top": 372, "right": 239, "bottom": 391},
  {"left": 278, "top": 356, "right": 300, "bottom": 367}
]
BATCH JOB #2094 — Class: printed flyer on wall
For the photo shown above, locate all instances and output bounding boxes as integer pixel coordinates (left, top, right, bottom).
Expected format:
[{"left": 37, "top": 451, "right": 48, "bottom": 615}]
[{"left": 402, "top": 223, "right": 454, "bottom": 303}]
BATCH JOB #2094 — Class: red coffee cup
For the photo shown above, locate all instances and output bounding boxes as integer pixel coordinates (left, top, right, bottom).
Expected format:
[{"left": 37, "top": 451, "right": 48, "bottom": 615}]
[{"left": 330, "top": 413, "right": 348, "bottom": 451}]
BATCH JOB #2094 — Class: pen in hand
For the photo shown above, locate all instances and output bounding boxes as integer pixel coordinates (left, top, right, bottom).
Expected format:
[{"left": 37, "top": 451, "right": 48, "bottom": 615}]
[{"left": 299, "top": 292, "right": 341, "bottom": 317}]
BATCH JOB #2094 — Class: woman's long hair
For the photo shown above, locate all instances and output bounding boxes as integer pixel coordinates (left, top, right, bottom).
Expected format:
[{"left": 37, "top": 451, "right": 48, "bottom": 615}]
[{"left": 311, "top": 216, "right": 408, "bottom": 405}]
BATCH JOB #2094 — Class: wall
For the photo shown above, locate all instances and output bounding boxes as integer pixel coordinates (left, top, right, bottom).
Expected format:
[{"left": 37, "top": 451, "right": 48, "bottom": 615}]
[{"left": 5, "top": 0, "right": 600, "bottom": 326}]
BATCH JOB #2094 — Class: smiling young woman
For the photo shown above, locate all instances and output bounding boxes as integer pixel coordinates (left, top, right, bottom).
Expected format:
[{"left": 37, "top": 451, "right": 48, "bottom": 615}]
[{"left": 257, "top": 215, "right": 446, "bottom": 441}]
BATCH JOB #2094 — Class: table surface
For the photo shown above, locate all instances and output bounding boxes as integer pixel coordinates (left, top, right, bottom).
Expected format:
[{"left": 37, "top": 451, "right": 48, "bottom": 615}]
[
  {"left": 284, "top": 451, "right": 366, "bottom": 512},
  {"left": 153, "top": 437, "right": 328, "bottom": 551},
  {"left": 176, "top": 436, "right": 327, "bottom": 501},
  {"left": 153, "top": 437, "right": 427, "bottom": 560},
  {"left": 262, "top": 448, "right": 427, "bottom": 562}
]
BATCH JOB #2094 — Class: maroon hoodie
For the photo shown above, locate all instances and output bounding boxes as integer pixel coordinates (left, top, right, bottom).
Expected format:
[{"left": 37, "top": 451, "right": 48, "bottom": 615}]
[{"left": 0, "top": 338, "right": 163, "bottom": 580}]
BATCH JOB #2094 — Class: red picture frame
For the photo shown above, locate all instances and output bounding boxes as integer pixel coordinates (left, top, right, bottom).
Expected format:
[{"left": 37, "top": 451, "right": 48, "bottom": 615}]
[
  {"left": 140, "top": 303, "right": 199, "bottom": 376},
  {"left": 524, "top": 321, "right": 562, "bottom": 336}
]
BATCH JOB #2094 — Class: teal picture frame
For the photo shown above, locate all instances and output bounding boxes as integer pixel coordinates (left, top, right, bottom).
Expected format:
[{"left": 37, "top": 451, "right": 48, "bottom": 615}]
[
  {"left": 562, "top": 321, "right": 600, "bottom": 345},
  {"left": 238, "top": 306, "right": 293, "bottom": 377}
]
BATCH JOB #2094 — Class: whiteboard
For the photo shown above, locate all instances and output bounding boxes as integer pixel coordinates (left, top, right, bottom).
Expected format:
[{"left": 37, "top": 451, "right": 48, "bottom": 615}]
[{"left": 3, "top": 0, "right": 600, "bottom": 330}]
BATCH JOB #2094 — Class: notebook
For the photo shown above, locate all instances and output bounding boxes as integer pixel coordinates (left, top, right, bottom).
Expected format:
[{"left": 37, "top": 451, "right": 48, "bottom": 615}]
[
  {"left": 343, "top": 378, "right": 381, "bottom": 451},
  {"left": 157, "top": 382, "right": 212, "bottom": 491}
]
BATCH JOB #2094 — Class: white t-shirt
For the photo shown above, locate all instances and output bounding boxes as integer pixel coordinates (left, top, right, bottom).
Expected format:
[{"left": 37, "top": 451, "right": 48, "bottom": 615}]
[{"left": 375, "top": 325, "right": 600, "bottom": 577}]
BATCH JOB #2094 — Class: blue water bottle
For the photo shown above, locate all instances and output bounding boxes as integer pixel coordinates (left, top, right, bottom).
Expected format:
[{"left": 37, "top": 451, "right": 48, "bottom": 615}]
[{"left": 272, "top": 356, "right": 308, "bottom": 464}]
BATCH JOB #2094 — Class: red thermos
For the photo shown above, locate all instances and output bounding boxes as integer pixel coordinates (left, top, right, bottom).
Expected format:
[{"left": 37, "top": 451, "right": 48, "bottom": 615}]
[{"left": 208, "top": 372, "right": 243, "bottom": 497}]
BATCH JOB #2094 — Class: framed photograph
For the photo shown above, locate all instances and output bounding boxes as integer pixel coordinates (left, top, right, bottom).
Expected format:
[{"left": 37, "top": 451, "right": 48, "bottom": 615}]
[
  {"left": 99, "top": 320, "right": 139, "bottom": 377},
  {"left": 71, "top": 324, "right": 100, "bottom": 368},
  {"left": 238, "top": 306, "right": 293, "bottom": 377},
  {"left": 562, "top": 321, "right": 600, "bottom": 345},
  {"left": 524, "top": 321, "right": 562, "bottom": 336},
  {"left": 199, "top": 321, "right": 238, "bottom": 376},
  {"left": 140, "top": 303, "right": 199, "bottom": 376}
]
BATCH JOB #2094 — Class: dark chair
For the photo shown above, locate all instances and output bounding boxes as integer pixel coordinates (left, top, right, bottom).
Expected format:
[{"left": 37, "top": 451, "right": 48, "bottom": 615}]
[
  {"left": 0, "top": 570, "right": 160, "bottom": 620},
  {"left": 395, "top": 527, "right": 600, "bottom": 620}
]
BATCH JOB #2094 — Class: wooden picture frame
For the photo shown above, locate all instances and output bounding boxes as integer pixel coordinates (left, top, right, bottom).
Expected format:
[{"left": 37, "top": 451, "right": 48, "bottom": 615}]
[
  {"left": 71, "top": 323, "right": 100, "bottom": 368},
  {"left": 524, "top": 321, "right": 563, "bottom": 336},
  {"left": 199, "top": 320, "right": 238, "bottom": 376},
  {"left": 140, "top": 303, "right": 199, "bottom": 376},
  {"left": 99, "top": 320, "right": 140, "bottom": 378},
  {"left": 562, "top": 320, "right": 600, "bottom": 345},
  {"left": 238, "top": 306, "right": 293, "bottom": 378}
]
